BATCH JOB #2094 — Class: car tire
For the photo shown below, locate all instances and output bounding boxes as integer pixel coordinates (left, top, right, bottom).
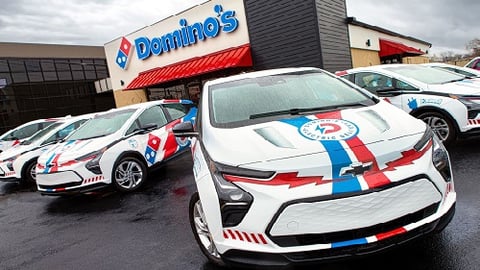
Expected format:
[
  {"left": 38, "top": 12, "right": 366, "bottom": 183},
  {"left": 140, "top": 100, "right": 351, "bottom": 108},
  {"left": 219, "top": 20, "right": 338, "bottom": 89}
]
[
  {"left": 21, "top": 159, "right": 37, "bottom": 185},
  {"left": 189, "top": 192, "right": 225, "bottom": 267},
  {"left": 417, "top": 111, "right": 456, "bottom": 146},
  {"left": 111, "top": 156, "right": 147, "bottom": 192}
]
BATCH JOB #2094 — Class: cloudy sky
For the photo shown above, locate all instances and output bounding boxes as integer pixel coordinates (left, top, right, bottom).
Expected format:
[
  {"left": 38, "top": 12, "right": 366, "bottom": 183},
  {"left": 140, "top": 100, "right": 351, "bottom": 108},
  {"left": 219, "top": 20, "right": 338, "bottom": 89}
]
[{"left": 0, "top": 0, "right": 477, "bottom": 56}]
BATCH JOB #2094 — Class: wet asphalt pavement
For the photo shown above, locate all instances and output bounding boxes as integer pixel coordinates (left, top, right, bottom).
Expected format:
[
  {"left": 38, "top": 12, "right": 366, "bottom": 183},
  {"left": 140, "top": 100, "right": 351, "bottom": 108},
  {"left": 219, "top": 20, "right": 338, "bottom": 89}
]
[{"left": 1, "top": 140, "right": 479, "bottom": 270}]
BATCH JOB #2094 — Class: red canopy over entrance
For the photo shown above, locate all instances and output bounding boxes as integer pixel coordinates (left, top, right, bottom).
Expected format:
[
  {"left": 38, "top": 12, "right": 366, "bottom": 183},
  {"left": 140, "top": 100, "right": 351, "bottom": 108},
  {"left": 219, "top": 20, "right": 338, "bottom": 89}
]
[
  {"left": 126, "top": 44, "right": 252, "bottom": 90},
  {"left": 379, "top": 39, "right": 424, "bottom": 58}
]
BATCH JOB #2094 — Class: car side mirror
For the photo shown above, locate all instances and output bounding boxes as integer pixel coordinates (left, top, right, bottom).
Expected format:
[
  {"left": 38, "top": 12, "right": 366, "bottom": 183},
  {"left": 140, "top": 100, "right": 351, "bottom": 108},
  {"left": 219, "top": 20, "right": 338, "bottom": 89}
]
[{"left": 173, "top": 122, "right": 198, "bottom": 138}]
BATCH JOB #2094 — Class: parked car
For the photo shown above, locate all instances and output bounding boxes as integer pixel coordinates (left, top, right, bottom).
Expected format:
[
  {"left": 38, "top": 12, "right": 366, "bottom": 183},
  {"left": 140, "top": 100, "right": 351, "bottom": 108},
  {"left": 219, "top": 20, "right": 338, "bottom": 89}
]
[
  {"left": 336, "top": 64, "right": 480, "bottom": 145},
  {"left": 465, "top": 56, "right": 480, "bottom": 71},
  {"left": 36, "top": 100, "right": 197, "bottom": 195},
  {"left": 422, "top": 62, "right": 480, "bottom": 80},
  {"left": 0, "top": 118, "right": 60, "bottom": 153},
  {"left": 173, "top": 67, "right": 456, "bottom": 268},
  {"left": 0, "top": 114, "right": 92, "bottom": 184}
]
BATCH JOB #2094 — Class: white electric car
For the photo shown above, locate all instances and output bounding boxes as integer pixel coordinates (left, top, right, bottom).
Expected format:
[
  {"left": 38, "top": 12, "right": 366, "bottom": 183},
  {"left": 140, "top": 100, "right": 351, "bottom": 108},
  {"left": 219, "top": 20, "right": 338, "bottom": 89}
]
[
  {"left": 173, "top": 67, "right": 456, "bottom": 268},
  {"left": 0, "top": 115, "right": 92, "bottom": 184},
  {"left": 0, "top": 118, "right": 60, "bottom": 154},
  {"left": 36, "top": 100, "right": 196, "bottom": 195},
  {"left": 336, "top": 64, "right": 480, "bottom": 145}
]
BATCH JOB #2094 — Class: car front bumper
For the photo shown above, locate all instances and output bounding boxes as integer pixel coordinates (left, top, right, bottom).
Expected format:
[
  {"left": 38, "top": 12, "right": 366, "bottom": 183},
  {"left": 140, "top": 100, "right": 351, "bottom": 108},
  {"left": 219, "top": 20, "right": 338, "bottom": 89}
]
[{"left": 221, "top": 203, "right": 455, "bottom": 268}]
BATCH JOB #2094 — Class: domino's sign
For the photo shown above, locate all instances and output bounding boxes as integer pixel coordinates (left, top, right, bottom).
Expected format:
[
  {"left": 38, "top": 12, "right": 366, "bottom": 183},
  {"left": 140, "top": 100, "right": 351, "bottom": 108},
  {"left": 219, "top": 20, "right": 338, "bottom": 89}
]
[{"left": 115, "top": 4, "right": 238, "bottom": 70}]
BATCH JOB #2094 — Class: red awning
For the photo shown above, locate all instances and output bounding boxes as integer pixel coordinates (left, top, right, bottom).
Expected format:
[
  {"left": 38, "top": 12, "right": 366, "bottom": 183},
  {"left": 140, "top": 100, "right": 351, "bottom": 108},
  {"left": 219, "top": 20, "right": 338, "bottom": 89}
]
[
  {"left": 126, "top": 44, "right": 252, "bottom": 90},
  {"left": 379, "top": 39, "right": 425, "bottom": 58}
]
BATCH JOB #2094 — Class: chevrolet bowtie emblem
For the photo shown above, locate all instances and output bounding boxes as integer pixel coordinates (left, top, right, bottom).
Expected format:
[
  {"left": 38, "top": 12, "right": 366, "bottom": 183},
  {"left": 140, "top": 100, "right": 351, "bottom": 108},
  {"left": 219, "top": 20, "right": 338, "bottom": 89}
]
[{"left": 340, "top": 162, "right": 373, "bottom": 176}]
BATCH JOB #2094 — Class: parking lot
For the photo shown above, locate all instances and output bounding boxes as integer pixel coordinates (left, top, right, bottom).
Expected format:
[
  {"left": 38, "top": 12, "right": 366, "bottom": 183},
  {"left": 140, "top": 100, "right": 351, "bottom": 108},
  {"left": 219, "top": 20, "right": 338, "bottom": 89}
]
[{"left": 1, "top": 139, "right": 479, "bottom": 270}]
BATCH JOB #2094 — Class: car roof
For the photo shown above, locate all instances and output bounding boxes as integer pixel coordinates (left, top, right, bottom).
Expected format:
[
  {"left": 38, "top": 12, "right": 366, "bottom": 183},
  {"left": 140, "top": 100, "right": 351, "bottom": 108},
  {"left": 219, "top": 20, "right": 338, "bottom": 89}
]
[
  {"left": 107, "top": 99, "right": 193, "bottom": 112},
  {"left": 205, "top": 67, "right": 323, "bottom": 86}
]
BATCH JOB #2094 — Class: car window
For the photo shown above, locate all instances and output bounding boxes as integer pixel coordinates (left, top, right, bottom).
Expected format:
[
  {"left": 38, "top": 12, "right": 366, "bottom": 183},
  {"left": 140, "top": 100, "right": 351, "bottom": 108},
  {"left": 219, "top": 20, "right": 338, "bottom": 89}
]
[
  {"left": 163, "top": 103, "right": 190, "bottom": 120},
  {"left": 138, "top": 105, "right": 168, "bottom": 128},
  {"left": 353, "top": 72, "right": 393, "bottom": 94},
  {"left": 126, "top": 106, "right": 168, "bottom": 135},
  {"left": 394, "top": 80, "right": 418, "bottom": 90},
  {"left": 474, "top": 60, "right": 480, "bottom": 70},
  {"left": 20, "top": 122, "right": 62, "bottom": 145},
  {"left": 209, "top": 70, "right": 373, "bottom": 127},
  {"left": 42, "top": 119, "right": 88, "bottom": 145},
  {"left": 466, "top": 59, "right": 480, "bottom": 69}
]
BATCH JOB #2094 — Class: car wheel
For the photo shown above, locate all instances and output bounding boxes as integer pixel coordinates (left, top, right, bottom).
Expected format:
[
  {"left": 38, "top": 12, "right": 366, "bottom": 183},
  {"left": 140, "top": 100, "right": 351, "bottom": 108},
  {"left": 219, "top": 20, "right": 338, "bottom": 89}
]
[
  {"left": 22, "top": 160, "right": 37, "bottom": 185},
  {"left": 189, "top": 192, "right": 225, "bottom": 266},
  {"left": 417, "top": 111, "right": 456, "bottom": 145},
  {"left": 111, "top": 156, "right": 147, "bottom": 192}
]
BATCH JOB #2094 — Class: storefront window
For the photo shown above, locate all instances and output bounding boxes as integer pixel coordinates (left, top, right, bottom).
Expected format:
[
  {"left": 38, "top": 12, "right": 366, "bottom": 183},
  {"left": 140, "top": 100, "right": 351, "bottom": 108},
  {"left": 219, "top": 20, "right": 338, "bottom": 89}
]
[
  {"left": 40, "top": 60, "right": 56, "bottom": 71},
  {"left": 0, "top": 60, "right": 10, "bottom": 72},
  {"left": 25, "top": 60, "right": 41, "bottom": 72},
  {"left": 11, "top": 73, "right": 28, "bottom": 83},
  {"left": 9, "top": 60, "right": 26, "bottom": 72}
]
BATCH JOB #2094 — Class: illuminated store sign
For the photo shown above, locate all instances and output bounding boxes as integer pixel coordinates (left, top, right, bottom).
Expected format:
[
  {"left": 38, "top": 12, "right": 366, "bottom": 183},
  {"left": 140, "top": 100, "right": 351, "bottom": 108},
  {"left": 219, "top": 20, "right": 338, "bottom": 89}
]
[{"left": 135, "top": 5, "right": 238, "bottom": 61}]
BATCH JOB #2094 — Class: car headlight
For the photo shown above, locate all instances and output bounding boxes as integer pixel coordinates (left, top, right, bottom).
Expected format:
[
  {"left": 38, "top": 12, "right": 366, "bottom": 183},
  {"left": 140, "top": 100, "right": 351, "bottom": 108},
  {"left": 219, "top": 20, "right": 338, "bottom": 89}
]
[
  {"left": 414, "top": 126, "right": 451, "bottom": 182},
  {"left": 209, "top": 161, "right": 273, "bottom": 227},
  {"left": 1, "top": 156, "right": 17, "bottom": 171},
  {"left": 432, "top": 133, "right": 452, "bottom": 182},
  {"left": 75, "top": 147, "right": 106, "bottom": 175}
]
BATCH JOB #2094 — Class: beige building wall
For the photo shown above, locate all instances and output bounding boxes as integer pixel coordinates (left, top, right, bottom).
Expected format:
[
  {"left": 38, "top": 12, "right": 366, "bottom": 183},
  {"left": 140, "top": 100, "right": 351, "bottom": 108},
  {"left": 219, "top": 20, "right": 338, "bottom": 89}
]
[
  {"left": 113, "top": 89, "right": 148, "bottom": 108},
  {"left": 0, "top": 42, "right": 105, "bottom": 58},
  {"left": 351, "top": 48, "right": 381, "bottom": 68},
  {"left": 446, "top": 59, "right": 470, "bottom": 66},
  {"left": 402, "top": 56, "right": 430, "bottom": 64}
]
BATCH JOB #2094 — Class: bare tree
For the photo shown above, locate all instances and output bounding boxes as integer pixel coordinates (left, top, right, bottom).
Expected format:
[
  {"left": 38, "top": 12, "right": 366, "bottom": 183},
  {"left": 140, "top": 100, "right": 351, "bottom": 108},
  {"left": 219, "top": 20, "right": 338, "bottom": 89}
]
[{"left": 466, "top": 38, "right": 480, "bottom": 56}]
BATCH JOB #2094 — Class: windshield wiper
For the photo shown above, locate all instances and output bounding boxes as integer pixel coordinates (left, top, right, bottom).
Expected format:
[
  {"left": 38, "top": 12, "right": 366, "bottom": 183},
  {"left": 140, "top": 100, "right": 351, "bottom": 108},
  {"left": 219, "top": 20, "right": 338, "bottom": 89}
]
[
  {"left": 75, "top": 134, "right": 108, "bottom": 140},
  {"left": 442, "top": 78, "right": 468, "bottom": 84},
  {"left": 249, "top": 102, "right": 370, "bottom": 119}
]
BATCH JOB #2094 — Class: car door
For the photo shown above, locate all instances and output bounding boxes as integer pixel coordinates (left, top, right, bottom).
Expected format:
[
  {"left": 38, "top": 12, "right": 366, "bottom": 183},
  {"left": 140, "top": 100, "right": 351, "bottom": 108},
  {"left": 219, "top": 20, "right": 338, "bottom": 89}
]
[{"left": 125, "top": 105, "right": 170, "bottom": 167}]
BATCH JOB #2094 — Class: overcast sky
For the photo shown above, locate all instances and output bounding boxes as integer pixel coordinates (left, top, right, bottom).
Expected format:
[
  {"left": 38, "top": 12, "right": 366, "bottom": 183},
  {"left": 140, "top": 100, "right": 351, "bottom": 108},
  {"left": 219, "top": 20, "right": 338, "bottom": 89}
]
[{"left": 0, "top": 0, "right": 477, "bottom": 56}]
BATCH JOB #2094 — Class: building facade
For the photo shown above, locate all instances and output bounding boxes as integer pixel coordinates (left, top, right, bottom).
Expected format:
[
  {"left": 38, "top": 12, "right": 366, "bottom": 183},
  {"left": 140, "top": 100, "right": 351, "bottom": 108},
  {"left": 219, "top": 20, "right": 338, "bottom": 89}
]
[
  {"left": 104, "top": 0, "right": 352, "bottom": 107},
  {"left": 0, "top": 43, "right": 115, "bottom": 134},
  {"left": 347, "top": 17, "right": 431, "bottom": 67}
]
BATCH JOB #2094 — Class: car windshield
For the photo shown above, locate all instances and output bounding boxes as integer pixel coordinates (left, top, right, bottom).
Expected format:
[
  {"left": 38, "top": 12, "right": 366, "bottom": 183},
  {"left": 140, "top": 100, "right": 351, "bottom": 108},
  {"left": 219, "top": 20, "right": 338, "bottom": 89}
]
[
  {"left": 434, "top": 66, "right": 479, "bottom": 78},
  {"left": 385, "top": 65, "right": 466, "bottom": 84},
  {"left": 68, "top": 109, "right": 136, "bottom": 140},
  {"left": 20, "top": 123, "right": 62, "bottom": 145},
  {"left": 209, "top": 70, "right": 374, "bottom": 127}
]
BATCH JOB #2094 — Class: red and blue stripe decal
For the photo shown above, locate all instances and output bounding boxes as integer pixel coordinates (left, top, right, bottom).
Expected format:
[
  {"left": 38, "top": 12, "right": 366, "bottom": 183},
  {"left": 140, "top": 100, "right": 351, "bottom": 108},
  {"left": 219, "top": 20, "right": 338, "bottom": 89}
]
[{"left": 43, "top": 140, "right": 77, "bottom": 173}]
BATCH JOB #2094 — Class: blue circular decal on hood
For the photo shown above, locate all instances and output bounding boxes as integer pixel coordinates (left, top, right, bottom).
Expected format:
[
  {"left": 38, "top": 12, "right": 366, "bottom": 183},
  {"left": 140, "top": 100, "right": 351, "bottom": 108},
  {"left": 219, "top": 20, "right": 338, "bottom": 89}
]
[{"left": 300, "top": 119, "right": 358, "bottom": 141}]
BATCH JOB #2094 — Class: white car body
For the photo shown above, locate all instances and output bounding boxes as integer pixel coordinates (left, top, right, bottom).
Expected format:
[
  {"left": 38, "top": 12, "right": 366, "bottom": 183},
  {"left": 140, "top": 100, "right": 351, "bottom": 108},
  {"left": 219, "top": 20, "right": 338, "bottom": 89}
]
[
  {"left": 0, "top": 118, "right": 60, "bottom": 153},
  {"left": 0, "top": 115, "right": 92, "bottom": 184},
  {"left": 337, "top": 64, "right": 480, "bottom": 144},
  {"left": 173, "top": 67, "right": 456, "bottom": 267},
  {"left": 36, "top": 100, "right": 197, "bottom": 195}
]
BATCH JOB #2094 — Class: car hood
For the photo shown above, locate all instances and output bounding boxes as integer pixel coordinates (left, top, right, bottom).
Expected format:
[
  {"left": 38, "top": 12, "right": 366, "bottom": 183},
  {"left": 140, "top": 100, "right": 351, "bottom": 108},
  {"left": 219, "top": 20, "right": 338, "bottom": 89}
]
[
  {"left": 203, "top": 102, "right": 426, "bottom": 169},
  {"left": 38, "top": 135, "right": 113, "bottom": 164},
  {"left": 427, "top": 80, "right": 480, "bottom": 95},
  {"left": 0, "top": 144, "right": 31, "bottom": 160}
]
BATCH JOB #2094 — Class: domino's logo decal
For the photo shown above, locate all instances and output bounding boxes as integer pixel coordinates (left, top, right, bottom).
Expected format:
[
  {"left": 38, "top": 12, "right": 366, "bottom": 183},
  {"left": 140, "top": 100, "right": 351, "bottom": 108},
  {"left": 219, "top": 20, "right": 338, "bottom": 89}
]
[
  {"left": 116, "top": 37, "right": 132, "bottom": 70},
  {"left": 145, "top": 134, "right": 161, "bottom": 165}
]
